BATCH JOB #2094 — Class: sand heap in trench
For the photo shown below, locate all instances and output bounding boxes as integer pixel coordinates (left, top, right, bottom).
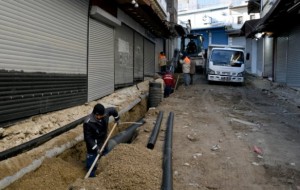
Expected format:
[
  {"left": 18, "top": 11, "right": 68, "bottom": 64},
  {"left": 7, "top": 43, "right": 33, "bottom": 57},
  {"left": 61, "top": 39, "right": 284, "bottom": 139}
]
[{"left": 70, "top": 143, "right": 162, "bottom": 190}]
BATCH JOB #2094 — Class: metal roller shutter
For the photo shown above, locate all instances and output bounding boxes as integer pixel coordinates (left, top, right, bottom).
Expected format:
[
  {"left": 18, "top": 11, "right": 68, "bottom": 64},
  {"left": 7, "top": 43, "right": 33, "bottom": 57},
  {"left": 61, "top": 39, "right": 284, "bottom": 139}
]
[
  {"left": 256, "top": 39, "right": 263, "bottom": 76},
  {"left": 0, "top": 0, "right": 88, "bottom": 126},
  {"left": 211, "top": 28, "right": 228, "bottom": 45},
  {"left": 275, "top": 36, "right": 288, "bottom": 83},
  {"left": 0, "top": 0, "right": 88, "bottom": 74},
  {"left": 244, "top": 38, "right": 252, "bottom": 72},
  {"left": 287, "top": 25, "right": 300, "bottom": 87},
  {"left": 144, "top": 39, "right": 155, "bottom": 76},
  {"left": 263, "top": 38, "right": 273, "bottom": 78},
  {"left": 115, "top": 24, "right": 134, "bottom": 88},
  {"left": 88, "top": 19, "right": 114, "bottom": 102},
  {"left": 134, "top": 32, "right": 144, "bottom": 82},
  {"left": 231, "top": 37, "right": 245, "bottom": 47}
]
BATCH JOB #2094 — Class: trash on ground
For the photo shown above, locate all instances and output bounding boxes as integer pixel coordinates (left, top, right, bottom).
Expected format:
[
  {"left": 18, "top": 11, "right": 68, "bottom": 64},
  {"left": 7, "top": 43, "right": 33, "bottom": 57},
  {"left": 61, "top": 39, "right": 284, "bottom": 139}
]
[
  {"left": 211, "top": 144, "right": 220, "bottom": 151},
  {"left": 257, "top": 155, "right": 263, "bottom": 159},
  {"left": 252, "top": 162, "right": 259, "bottom": 166},
  {"left": 253, "top": 145, "right": 263, "bottom": 155},
  {"left": 193, "top": 153, "right": 202, "bottom": 158}
]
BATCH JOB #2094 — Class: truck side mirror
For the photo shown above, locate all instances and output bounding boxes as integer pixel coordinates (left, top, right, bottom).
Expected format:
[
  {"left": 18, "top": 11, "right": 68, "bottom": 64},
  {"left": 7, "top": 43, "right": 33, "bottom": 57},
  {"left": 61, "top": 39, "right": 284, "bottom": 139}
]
[{"left": 246, "top": 53, "right": 250, "bottom": 60}]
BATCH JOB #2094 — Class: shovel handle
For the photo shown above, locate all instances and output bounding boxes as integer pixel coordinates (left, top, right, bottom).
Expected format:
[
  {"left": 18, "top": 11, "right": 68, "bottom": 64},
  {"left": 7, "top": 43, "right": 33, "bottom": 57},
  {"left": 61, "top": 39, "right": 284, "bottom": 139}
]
[{"left": 84, "top": 123, "right": 118, "bottom": 179}]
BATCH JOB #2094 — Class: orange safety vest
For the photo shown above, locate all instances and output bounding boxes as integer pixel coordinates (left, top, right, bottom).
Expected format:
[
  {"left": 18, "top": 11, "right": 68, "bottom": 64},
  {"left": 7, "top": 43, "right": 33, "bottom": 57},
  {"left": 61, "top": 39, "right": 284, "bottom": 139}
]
[{"left": 184, "top": 57, "right": 191, "bottom": 64}]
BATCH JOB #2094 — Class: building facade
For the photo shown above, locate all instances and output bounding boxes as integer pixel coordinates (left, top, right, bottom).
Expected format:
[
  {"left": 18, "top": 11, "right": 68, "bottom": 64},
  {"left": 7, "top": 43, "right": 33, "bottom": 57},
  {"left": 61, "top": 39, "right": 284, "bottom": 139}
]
[
  {"left": 0, "top": 0, "right": 179, "bottom": 126},
  {"left": 243, "top": 0, "right": 300, "bottom": 88},
  {"left": 177, "top": 0, "right": 259, "bottom": 50}
]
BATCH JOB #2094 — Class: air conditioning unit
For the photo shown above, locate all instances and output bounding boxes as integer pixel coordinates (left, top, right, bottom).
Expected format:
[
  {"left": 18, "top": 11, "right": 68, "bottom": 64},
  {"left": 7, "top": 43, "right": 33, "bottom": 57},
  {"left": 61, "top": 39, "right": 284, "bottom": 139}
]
[{"left": 202, "top": 15, "right": 212, "bottom": 24}]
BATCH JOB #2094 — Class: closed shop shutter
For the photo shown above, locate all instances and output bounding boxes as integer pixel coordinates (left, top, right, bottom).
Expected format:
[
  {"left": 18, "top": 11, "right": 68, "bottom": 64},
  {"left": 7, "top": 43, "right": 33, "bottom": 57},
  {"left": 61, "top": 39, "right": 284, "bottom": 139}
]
[
  {"left": 256, "top": 39, "right": 263, "bottom": 76},
  {"left": 263, "top": 37, "right": 273, "bottom": 78},
  {"left": 0, "top": 0, "right": 88, "bottom": 74},
  {"left": 211, "top": 28, "right": 228, "bottom": 45},
  {"left": 134, "top": 32, "right": 144, "bottom": 81},
  {"left": 244, "top": 38, "right": 252, "bottom": 72},
  {"left": 144, "top": 39, "right": 155, "bottom": 76},
  {"left": 0, "top": 0, "right": 88, "bottom": 125},
  {"left": 251, "top": 40, "right": 258, "bottom": 73},
  {"left": 88, "top": 19, "right": 114, "bottom": 102},
  {"left": 115, "top": 24, "right": 134, "bottom": 88},
  {"left": 231, "top": 37, "right": 245, "bottom": 47},
  {"left": 287, "top": 25, "right": 300, "bottom": 87},
  {"left": 275, "top": 36, "right": 288, "bottom": 83}
]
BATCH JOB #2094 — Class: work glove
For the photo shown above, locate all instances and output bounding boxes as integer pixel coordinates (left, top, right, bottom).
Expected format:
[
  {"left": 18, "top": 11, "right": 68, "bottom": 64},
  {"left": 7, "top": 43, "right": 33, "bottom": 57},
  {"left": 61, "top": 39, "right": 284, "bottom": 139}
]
[
  {"left": 97, "top": 147, "right": 102, "bottom": 155},
  {"left": 97, "top": 146, "right": 108, "bottom": 156},
  {"left": 115, "top": 117, "right": 120, "bottom": 125}
]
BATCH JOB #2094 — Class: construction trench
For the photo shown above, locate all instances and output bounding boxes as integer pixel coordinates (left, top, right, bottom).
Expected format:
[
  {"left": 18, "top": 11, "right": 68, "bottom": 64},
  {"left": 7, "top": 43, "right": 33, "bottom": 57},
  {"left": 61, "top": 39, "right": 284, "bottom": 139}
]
[{"left": 0, "top": 79, "right": 174, "bottom": 190}]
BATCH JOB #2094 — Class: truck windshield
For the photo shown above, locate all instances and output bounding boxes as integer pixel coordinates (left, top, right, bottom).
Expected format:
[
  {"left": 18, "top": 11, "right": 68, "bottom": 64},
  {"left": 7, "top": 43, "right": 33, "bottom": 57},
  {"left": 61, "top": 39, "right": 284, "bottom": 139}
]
[{"left": 210, "top": 50, "right": 244, "bottom": 67}]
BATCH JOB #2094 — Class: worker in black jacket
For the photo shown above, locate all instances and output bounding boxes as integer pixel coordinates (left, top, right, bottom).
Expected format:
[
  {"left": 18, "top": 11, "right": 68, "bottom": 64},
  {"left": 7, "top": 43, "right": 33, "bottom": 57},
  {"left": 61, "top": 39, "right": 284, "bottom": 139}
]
[{"left": 83, "top": 103, "right": 120, "bottom": 177}]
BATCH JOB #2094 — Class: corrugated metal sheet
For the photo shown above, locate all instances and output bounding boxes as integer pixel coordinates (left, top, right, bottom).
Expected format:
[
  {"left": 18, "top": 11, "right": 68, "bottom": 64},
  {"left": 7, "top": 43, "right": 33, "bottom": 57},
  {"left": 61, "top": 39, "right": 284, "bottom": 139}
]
[
  {"left": 275, "top": 36, "right": 288, "bottom": 83},
  {"left": 134, "top": 32, "right": 144, "bottom": 81},
  {"left": 144, "top": 39, "right": 155, "bottom": 76},
  {"left": 251, "top": 39, "right": 257, "bottom": 74},
  {"left": 88, "top": 19, "right": 114, "bottom": 102},
  {"left": 263, "top": 37, "right": 273, "bottom": 78},
  {"left": 115, "top": 24, "right": 134, "bottom": 88},
  {"left": 0, "top": 0, "right": 89, "bottom": 127},
  {"left": 231, "top": 37, "right": 246, "bottom": 47},
  {"left": 0, "top": 0, "right": 88, "bottom": 74},
  {"left": 244, "top": 38, "right": 252, "bottom": 72},
  {"left": 0, "top": 71, "right": 86, "bottom": 127},
  {"left": 211, "top": 28, "right": 228, "bottom": 45},
  {"left": 287, "top": 24, "right": 300, "bottom": 87},
  {"left": 256, "top": 39, "right": 263, "bottom": 76}
]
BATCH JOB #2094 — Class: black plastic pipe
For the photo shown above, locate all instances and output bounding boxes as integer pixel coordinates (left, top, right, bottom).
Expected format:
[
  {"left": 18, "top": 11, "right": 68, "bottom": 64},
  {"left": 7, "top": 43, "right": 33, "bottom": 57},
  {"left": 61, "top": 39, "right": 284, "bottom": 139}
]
[
  {"left": 147, "top": 111, "right": 164, "bottom": 149},
  {"left": 162, "top": 112, "right": 174, "bottom": 190},
  {"left": 0, "top": 116, "right": 87, "bottom": 161},
  {"left": 106, "top": 119, "right": 145, "bottom": 152}
]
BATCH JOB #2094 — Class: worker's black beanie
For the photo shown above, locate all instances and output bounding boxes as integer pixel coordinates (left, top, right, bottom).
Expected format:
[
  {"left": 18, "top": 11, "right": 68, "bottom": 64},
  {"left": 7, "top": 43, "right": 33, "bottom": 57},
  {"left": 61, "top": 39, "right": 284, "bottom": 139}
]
[{"left": 93, "top": 103, "right": 105, "bottom": 115}]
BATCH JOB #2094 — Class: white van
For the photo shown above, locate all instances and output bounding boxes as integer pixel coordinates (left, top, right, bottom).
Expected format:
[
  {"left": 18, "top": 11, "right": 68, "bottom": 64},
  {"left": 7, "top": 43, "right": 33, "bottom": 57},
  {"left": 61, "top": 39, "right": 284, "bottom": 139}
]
[{"left": 206, "top": 47, "right": 245, "bottom": 83}]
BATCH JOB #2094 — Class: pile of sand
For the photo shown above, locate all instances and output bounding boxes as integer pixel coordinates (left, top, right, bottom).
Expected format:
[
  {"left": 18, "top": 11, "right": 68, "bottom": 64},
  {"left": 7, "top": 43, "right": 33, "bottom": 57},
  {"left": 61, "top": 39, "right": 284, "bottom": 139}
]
[{"left": 70, "top": 143, "right": 162, "bottom": 190}]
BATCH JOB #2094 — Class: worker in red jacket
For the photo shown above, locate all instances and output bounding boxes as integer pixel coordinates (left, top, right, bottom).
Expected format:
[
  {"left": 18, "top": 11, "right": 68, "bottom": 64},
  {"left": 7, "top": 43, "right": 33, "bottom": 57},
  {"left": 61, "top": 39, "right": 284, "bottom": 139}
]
[{"left": 162, "top": 71, "right": 175, "bottom": 98}]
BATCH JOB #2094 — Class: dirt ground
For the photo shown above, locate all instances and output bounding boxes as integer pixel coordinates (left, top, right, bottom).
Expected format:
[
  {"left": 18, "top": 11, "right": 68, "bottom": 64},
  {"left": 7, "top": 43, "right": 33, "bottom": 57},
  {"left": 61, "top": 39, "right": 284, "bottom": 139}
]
[{"left": 2, "top": 73, "right": 300, "bottom": 190}]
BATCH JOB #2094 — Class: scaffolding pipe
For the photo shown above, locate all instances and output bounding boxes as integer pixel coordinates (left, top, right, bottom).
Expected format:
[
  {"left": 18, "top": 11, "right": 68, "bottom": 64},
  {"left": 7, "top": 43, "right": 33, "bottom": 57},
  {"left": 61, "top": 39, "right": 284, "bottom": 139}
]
[
  {"left": 146, "top": 111, "right": 164, "bottom": 149},
  {"left": 162, "top": 112, "right": 174, "bottom": 190}
]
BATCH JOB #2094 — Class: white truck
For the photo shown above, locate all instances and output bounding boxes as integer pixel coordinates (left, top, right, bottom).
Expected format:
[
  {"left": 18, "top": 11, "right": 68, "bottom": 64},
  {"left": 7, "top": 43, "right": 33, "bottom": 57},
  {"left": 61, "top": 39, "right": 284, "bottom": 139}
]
[{"left": 206, "top": 45, "right": 246, "bottom": 84}]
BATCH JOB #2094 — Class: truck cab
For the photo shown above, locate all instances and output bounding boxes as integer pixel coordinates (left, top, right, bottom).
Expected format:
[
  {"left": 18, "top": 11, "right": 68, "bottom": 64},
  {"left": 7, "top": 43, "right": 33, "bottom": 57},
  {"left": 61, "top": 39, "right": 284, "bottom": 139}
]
[
  {"left": 206, "top": 47, "right": 245, "bottom": 83},
  {"left": 177, "top": 34, "right": 205, "bottom": 73}
]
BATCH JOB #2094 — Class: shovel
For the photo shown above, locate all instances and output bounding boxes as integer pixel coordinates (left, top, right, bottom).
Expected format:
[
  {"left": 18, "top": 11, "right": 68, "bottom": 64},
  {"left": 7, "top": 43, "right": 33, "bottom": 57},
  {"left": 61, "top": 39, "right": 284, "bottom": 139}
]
[
  {"left": 84, "top": 122, "right": 118, "bottom": 179},
  {"left": 174, "top": 74, "right": 180, "bottom": 91}
]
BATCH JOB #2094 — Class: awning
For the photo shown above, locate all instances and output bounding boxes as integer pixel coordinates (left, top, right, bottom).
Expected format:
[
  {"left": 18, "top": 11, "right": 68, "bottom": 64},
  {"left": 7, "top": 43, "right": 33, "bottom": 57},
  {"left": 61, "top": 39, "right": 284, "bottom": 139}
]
[
  {"left": 174, "top": 24, "right": 188, "bottom": 36},
  {"left": 242, "top": 0, "right": 300, "bottom": 37},
  {"left": 113, "top": 0, "right": 173, "bottom": 38},
  {"left": 255, "top": 0, "right": 300, "bottom": 34},
  {"left": 226, "top": 29, "right": 242, "bottom": 37},
  {"left": 240, "top": 19, "right": 261, "bottom": 38},
  {"left": 90, "top": 6, "right": 121, "bottom": 27}
]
